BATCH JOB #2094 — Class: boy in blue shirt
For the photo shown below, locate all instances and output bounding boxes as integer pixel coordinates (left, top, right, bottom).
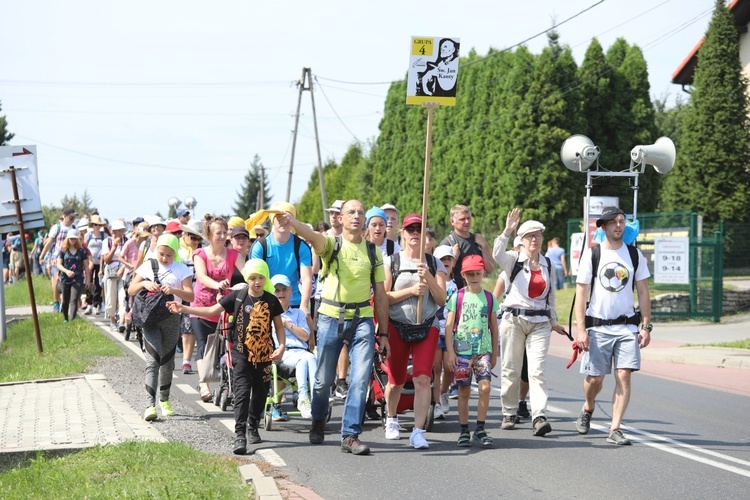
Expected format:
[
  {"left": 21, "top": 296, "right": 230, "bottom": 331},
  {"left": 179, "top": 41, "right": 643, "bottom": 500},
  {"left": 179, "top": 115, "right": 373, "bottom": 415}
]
[{"left": 445, "top": 255, "right": 499, "bottom": 447}]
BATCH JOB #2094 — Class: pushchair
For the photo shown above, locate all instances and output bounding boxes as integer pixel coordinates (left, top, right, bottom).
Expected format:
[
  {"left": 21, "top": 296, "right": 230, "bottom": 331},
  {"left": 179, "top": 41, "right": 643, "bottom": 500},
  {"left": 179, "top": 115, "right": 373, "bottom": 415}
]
[
  {"left": 368, "top": 341, "right": 436, "bottom": 431},
  {"left": 212, "top": 311, "right": 235, "bottom": 412},
  {"left": 122, "top": 274, "right": 143, "bottom": 351},
  {"left": 263, "top": 359, "right": 334, "bottom": 431}
]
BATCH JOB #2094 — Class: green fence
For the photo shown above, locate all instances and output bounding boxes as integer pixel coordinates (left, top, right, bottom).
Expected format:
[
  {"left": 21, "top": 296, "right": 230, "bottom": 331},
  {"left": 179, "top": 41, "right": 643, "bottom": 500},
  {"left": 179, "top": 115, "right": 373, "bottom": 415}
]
[{"left": 566, "top": 211, "right": 724, "bottom": 322}]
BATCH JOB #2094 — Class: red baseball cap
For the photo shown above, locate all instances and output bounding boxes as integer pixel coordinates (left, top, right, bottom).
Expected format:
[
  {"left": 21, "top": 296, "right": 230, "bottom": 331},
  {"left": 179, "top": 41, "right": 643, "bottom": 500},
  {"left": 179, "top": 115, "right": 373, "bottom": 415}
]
[
  {"left": 165, "top": 221, "right": 182, "bottom": 234},
  {"left": 402, "top": 213, "right": 423, "bottom": 228},
  {"left": 462, "top": 254, "right": 485, "bottom": 272}
]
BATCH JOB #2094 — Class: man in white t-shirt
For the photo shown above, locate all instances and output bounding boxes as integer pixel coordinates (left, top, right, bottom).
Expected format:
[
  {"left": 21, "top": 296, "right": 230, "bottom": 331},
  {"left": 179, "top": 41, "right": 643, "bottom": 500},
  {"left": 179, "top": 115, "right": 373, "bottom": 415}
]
[{"left": 574, "top": 207, "right": 652, "bottom": 446}]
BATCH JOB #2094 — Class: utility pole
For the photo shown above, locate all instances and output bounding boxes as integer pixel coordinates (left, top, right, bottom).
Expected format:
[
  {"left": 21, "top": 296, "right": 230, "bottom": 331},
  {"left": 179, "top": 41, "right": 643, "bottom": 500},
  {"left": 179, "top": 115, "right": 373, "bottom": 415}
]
[
  {"left": 259, "top": 163, "right": 265, "bottom": 210},
  {"left": 287, "top": 68, "right": 328, "bottom": 221}
]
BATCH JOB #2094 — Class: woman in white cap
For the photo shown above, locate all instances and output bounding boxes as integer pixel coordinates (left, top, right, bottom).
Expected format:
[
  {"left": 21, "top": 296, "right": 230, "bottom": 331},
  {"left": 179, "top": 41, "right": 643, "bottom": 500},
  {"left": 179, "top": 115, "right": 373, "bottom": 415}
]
[
  {"left": 55, "top": 229, "right": 90, "bottom": 322},
  {"left": 101, "top": 219, "right": 129, "bottom": 332},
  {"left": 134, "top": 216, "right": 167, "bottom": 271},
  {"left": 492, "top": 208, "right": 567, "bottom": 437}
]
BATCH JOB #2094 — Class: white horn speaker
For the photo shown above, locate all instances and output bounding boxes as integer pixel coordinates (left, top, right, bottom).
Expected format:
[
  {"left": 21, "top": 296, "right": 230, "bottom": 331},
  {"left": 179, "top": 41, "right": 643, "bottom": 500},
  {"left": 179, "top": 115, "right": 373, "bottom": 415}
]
[
  {"left": 560, "top": 134, "right": 600, "bottom": 172},
  {"left": 630, "top": 136, "right": 676, "bottom": 174}
]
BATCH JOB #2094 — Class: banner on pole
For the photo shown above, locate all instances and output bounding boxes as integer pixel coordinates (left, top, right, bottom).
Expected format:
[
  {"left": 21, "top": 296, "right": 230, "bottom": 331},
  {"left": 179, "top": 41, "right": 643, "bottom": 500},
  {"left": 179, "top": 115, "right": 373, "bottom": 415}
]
[{"left": 406, "top": 36, "right": 460, "bottom": 106}]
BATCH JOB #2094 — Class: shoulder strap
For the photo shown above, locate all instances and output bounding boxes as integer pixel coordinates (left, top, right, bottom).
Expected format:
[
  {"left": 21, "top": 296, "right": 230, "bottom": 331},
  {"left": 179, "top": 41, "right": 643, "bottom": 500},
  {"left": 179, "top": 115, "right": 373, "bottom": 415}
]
[
  {"left": 453, "top": 288, "right": 466, "bottom": 333},
  {"left": 627, "top": 244, "right": 639, "bottom": 291},
  {"left": 233, "top": 286, "right": 250, "bottom": 322},
  {"left": 259, "top": 236, "right": 268, "bottom": 261},
  {"left": 507, "top": 255, "right": 524, "bottom": 296},
  {"left": 386, "top": 239, "right": 395, "bottom": 256},
  {"left": 293, "top": 235, "right": 302, "bottom": 275},
  {"left": 425, "top": 253, "right": 437, "bottom": 277},
  {"left": 543, "top": 255, "right": 552, "bottom": 308},
  {"left": 590, "top": 245, "right": 601, "bottom": 300},
  {"left": 366, "top": 240, "right": 378, "bottom": 289},
  {"left": 149, "top": 258, "right": 161, "bottom": 285},
  {"left": 483, "top": 289, "right": 494, "bottom": 331},
  {"left": 390, "top": 252, "right": 401, "bottom": 284}
]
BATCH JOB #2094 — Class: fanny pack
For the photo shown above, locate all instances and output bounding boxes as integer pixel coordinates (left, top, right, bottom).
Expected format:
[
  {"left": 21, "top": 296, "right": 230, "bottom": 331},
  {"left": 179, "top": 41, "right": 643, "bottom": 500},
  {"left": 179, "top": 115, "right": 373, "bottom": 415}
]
[
  {"left": 585, "top": 313, "right": 641, "bottom": 328},
  {"left": 391, "top": 316, "right": 435, "bottom": 343}
]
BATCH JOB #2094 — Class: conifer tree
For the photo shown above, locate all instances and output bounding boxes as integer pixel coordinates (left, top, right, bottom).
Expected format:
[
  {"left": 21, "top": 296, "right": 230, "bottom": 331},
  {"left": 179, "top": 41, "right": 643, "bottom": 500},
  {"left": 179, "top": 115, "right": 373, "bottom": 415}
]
[
  {"left": 0, "top": 101, "right": 13, "bottom": 146},
  {"left": 232, "top": 155, "right": 271, "bottom": 217}
]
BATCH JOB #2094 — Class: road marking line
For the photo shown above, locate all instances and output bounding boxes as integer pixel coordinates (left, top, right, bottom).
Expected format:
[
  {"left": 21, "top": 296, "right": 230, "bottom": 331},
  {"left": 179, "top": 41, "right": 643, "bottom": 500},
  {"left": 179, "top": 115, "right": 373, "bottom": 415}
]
[
  {"left": 219, "top": 419, "right": 234, "bottom": 432},
  {"left": 176, "top": 384, "right": 198, "bottom": 395},
  {"left": 256, "top": 449, "right": 286, "bottom": 467},
  {"left": 589, "top": 424, "right": 750, "bottom": 478}
]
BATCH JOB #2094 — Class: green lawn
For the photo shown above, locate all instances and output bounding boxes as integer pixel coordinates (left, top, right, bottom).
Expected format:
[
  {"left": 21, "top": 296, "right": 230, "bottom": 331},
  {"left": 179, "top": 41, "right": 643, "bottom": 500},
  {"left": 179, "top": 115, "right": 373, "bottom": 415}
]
[
  {"left": 0, "top": 441, "right": 252, "bottom": 498},
  {"left": 686, "top": 339, "right": 750, "bottom": 349},
  {"left": 3, "top": 275, "right": 54, "bottom": 307}
]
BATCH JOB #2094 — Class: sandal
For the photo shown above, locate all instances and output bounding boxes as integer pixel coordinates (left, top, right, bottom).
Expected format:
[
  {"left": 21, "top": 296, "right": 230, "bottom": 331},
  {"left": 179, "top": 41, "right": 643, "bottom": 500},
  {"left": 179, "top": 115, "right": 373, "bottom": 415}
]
[
  {"left": 457, "top": 430, "right": 471, "bottom": 447},
  {"left": 473, "top": 428, "right": 494, "bottom": 447},
  {"left": 198, "top": 386, "right": 213, "bottom": 402}
]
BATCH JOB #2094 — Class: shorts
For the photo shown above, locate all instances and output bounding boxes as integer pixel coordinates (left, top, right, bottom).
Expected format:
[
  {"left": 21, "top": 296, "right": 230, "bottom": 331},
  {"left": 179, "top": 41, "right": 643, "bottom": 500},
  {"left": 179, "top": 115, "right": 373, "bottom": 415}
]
[
  {"left": 385, "top": 323, "right": 438, "bottom": 385},
  {"left": 454, "top": 352, "right": 492, "bottom": 386},
  {"left": 438, "top": 336, "right": 446, "bottom": 350},
  {"left": 581, "top": 329, "right": 640, "bottom": 376}
]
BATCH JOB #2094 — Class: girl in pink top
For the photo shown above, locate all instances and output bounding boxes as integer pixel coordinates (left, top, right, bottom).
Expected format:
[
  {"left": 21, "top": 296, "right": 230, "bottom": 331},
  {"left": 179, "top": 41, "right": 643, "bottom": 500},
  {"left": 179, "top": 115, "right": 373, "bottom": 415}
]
[{"left": 191, "top": 214, "right": 243, "bottom": 401}]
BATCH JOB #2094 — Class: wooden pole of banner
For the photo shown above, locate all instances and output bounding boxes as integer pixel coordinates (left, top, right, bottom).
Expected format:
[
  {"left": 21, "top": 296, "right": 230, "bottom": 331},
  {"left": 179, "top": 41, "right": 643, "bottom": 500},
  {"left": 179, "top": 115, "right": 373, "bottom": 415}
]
[
  {"left": 8, "top": 166, "right": 43, "bottom": 353},
  {"left": 416, "top": 102, "right": 439, "bottom": 323}
]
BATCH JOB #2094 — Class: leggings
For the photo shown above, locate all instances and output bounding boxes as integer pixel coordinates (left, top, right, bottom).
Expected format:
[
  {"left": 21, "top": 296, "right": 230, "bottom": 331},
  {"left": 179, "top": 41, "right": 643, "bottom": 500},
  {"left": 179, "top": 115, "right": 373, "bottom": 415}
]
[
  {"left": 61, "top": 282, "right": 83, "bottom": 321},
  {"left": 143, "top": 314, "right": 181, "bottom": 407}
]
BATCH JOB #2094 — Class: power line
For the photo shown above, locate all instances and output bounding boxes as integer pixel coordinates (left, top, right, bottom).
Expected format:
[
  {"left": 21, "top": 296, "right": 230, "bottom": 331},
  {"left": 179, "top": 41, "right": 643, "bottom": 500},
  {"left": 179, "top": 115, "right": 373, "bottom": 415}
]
[
  {"left": 0, "top": 79, "right": 289, "bottom": 88},
  {"left": 314, "top": 77, "right": 361, "bottom": 142}
]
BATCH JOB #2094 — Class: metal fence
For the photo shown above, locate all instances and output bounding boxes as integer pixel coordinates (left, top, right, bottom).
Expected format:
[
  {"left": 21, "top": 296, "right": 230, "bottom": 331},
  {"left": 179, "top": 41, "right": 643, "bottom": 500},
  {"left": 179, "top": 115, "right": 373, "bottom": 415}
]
[{"left": 566, "top": 211, "right": 724, "bottom": 322}]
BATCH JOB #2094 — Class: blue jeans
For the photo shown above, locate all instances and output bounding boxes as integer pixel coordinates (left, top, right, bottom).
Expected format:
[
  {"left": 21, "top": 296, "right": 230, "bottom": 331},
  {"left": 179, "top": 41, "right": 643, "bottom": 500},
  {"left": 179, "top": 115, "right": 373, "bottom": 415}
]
[
  {"left": 311, "top": 314, "right": 375, "bottom": 440},
  {"left": 554, "top": 266, "right": 565, "bottom": 290},
  {"left": 280, "top": 348, "right": 317, "bottom": 400}
]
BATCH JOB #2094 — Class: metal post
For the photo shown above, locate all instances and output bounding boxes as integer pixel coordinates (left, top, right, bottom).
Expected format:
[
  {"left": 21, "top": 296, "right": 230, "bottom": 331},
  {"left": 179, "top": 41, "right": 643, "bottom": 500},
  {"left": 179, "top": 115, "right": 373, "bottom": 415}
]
[
  {"left": 286, "top": 69, "right": 305, "bottom": 203},
  {"left": 712, "top": 222, "right": 724, "bottom": 323},
  {"left": 0, "top": 236, "right": 6, "bottom": 343},
  {"left": 307, "top": 68, "right": 328, "bottom": 222},
  {"left": 689, "top": 212, "right": 698, "bottom": 316},
  {"left": 8, "top": 167, "right": 43, "bottom": 353}
]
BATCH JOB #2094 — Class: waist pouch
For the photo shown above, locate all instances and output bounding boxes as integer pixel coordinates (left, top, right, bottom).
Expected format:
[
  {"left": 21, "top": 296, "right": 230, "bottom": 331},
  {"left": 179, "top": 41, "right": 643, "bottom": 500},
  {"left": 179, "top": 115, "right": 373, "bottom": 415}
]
[
  {"left": 505, "top": 308, "right": 550, "bottom": 318},
  {"left": 585, "top": 313, "right": 641, "bottom": 328},
  {"left": 391, "top": 316, "right": 435, "bottom": 342}
]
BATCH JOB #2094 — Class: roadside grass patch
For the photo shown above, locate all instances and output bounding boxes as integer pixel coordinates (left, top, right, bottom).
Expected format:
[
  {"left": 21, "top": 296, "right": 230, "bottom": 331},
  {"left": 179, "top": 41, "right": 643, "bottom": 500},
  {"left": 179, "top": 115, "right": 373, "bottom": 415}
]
[
  {"left": 0, "top": 441, "right": 251, "bottom": 498},
  {"left": 0, "top": 313, "right": 122, "bottom": 383},
  {"left": 684, "top": 339, "right": 750, "bottom": 349},
  {"left": 3, "top": 275, "right": 54, "bottom": 307}
]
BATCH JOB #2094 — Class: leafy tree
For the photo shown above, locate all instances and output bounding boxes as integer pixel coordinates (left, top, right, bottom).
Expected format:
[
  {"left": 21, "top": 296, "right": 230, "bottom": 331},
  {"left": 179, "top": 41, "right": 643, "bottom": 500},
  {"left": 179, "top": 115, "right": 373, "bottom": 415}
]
[
  {"left": 41, "top": 190, "right": 96, "bottom": 228},
  {"left": 0, "top": 101, "right": 13, "bottom": 146},
  {"left": 232, "top": 155, "right": 271, "bottom": 217},
  {"left": 654, "top": 93, "right": 687, "bottom": 148},
  {"left": 660, "top": 0, "right": 750, "bottom": 224}
]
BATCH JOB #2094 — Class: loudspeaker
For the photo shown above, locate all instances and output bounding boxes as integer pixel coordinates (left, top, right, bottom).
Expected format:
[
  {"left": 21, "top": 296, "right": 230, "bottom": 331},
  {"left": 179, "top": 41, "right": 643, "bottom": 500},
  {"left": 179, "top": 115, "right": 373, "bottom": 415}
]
[
  {"left": 630, "top": 137, "right": 675, "bottom": 174},
  {"left": 560, "top": 135, "right": 600, "bottom": 172}
]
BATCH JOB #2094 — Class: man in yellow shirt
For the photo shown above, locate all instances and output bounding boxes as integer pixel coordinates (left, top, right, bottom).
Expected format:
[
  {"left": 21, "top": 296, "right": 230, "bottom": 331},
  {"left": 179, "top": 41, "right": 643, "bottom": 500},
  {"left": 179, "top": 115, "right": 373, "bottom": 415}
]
[{"left": 277, "top": 200, "right": 390, "bottom": 456}]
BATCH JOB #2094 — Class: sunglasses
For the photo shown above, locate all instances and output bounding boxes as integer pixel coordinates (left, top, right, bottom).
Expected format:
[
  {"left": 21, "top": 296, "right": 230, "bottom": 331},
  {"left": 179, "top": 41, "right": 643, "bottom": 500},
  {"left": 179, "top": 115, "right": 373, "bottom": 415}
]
[
  {"left": 188, "top": 234, "right": 202, "bottom": 241},
  {"left": 404, "top": 225, "right": 422, "bottom": 234}
]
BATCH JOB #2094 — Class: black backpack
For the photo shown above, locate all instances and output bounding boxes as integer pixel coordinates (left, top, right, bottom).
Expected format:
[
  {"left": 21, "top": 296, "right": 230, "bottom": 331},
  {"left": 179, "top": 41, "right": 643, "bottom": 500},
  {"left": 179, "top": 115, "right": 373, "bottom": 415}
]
[
  {"left": 258, "top": 235, "right": 303, "bottom": 278},
  {"left": 320, "top": 235, "right": 378, "bottom": 289},
  {"left": 507, "top": 254, "right": 553, "bottom": 309},
  {"left": 390, "top": 252, "right": 438, "bottom": 284}
]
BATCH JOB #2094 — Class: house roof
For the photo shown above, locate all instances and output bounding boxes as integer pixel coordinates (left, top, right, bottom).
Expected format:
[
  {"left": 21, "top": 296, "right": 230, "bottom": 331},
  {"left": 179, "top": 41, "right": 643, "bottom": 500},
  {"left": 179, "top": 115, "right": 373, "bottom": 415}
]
[{"left": 672, "top": 0, "right": 750, "bottom": 85}]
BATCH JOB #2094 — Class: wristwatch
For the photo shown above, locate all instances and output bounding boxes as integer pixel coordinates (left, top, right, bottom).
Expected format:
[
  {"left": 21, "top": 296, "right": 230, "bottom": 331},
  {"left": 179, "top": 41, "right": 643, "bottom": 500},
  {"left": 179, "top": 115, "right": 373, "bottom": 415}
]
[
  {"left": 640, "top": 323, "right": 653, "bottom": 332},
  {"left": 378, "top": 332, "right": 390, "bottom": 338}
]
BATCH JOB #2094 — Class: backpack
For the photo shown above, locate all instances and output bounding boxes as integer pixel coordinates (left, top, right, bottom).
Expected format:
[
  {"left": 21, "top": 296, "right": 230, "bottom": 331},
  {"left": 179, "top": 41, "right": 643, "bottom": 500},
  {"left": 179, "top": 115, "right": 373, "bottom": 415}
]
[
  {"left": 131, "top": 259, "right": 173, "bottom": 328},
  {"left": 319, "top": 235, "right": 379, "bottom": 290},
  {"left": 385, "top": 239, "right": 396, "bottom": 256},
  {"left": 258, "top": 234, "right": 302, "bottom": 279},
  {"left": 591, "top": 244, "right": 639, "bottom": 294},
  {"left": 508, "top": 254, "right": 553, "bottom": 309},
  {"left": 390, "top": 252, "right": 438, "bottom": 285},
  {"left": 451, "top": 288, "right": 495, "bottom": 354}
]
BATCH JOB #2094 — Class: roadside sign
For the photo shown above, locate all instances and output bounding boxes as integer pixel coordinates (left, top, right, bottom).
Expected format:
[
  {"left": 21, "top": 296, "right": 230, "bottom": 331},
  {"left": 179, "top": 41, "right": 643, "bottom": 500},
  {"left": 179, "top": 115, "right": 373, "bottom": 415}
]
[{"left": 654, "top": 237, "right": 689, "bottom": 284}]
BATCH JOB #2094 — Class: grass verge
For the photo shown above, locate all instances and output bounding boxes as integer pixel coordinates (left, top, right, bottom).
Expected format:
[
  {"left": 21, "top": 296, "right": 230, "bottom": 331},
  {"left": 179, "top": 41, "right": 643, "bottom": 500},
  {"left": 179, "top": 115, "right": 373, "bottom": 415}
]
[
  {"left": 685, "top": 339, "right": 750, "bottom": 349},
  {"left": 0, "top": 441, "right": 252, "bottom": 498},
  {"left": 3, "top": 275, "right": 54, "bottom": 307},
  {"left": 0, "top": 313, "right": 122, "bottom": 383}
]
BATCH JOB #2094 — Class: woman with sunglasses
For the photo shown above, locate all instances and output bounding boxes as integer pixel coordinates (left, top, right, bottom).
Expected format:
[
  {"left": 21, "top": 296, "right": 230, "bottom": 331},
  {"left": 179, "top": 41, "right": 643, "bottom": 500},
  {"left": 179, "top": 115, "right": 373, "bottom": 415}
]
[
  {"left": 382, "top": 214, "right": 447, "bottom": 449},
  {"left": 492, "top": 208, "right": 567, "bottom": 438}
]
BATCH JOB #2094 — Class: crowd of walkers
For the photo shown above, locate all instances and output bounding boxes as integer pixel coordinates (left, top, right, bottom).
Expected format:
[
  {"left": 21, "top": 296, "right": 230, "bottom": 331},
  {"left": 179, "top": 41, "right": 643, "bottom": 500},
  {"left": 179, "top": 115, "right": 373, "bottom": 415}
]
[{"left": 32, "top": 200, "right": 651, "bottom": 455}]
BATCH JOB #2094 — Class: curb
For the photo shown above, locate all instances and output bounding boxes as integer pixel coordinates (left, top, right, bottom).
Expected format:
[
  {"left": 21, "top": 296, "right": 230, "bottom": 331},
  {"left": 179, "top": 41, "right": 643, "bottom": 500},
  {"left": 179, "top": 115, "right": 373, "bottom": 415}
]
[{"left": 239, "top": 463, "right": 282, "bottom": 499}]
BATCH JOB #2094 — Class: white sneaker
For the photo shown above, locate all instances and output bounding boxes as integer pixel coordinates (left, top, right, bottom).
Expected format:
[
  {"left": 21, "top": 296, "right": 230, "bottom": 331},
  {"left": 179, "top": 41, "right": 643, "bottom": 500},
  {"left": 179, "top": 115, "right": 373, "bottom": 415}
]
[
  {"left": 409, "top": 428, "right": 429, "bottom": 449},
  {"left": 434, "top": 403, "right": 445, "bottom": 419},
  {"left": 83, "top": 305, "right": 93, "bottom": 315},
  {"left": 298, "top": 399, "right": 312, "bottom": 419},
  {"left": 385, "top": 418, "right": 401, "bottom": 440},
  {"left": 440, "top": 392, "right": 450, "bottom": 415}
]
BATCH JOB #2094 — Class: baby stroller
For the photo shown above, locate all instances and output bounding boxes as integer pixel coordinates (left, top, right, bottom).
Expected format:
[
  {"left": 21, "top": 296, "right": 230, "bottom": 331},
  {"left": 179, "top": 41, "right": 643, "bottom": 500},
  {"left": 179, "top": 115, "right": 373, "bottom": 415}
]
[
  {"left": 368, "top": 341, "right": 436, "bottom": 431},
  {"left": 212, "top": 311, "right": 235, "bottom": 412},
  {"left": 263, "top": 359, "right": 334, "bottom": 431},
  {"left": 122, "top": 274, "right": 143, "bottom": 351}
]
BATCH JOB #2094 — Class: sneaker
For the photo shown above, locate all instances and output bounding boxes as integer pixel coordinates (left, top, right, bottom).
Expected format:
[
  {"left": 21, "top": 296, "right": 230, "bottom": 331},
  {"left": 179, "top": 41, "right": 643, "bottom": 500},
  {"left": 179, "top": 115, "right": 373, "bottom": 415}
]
[
  {"left": 159, "top": 400, "right": 175, "bottom": 417},
  {"left": 341, "top": 435, "right": 370, "bottom": 455},
  {"left": 52, "top": 301, "right": 60, "bottom": 313},
  {"left": 473, "top": 428, "right": 494, "bottom": 447},
  {"left": 118, "top": 322, "right": 126, "bottom": 333},
  {"left": 532, "top": 416, "right": 552, "bottom": 437},
  {"left": 607, "top": 428, "right": 632, "bottom": 445},
  {"left": 434, "top": 403, "right": 445, "bottom": 420},
  {"left": 365, "top": 403, "right": 381, "bottom": 421},
  {"left": 517, "top": 400, "right": 531, "bottom": 418},
  {"left": 576, "top": 408, "right": 593, "bottom": 435},
  {"left": 109, "top": 323, "right": 118, "bottom": 333},
  {"left": 501, "top": 415, "right": 517, "bottom": 430},
  {"left": 298, "top": 399, "right": 312, "bottom": 419},
  {"left": 233, "top": 436, "right": 247, "bottom": 455},
  {"left": 440, "top": 392, "right": 450, "bottom": 415},
  {"left": 409, "top": 428, "right": 429, "bottom": 449},
  {"left": 309, "top": 420, "right": 325, "bottom": 444},
  {"left": 385, "top": 418, "right": 401, "bottom": 440},
  {"left": 448, "top": 384, "right": 459, "bottom": 399},
  {"left": 334, "top": 379, "right": 349, "bottom": 399},
  {"left": 271, "top": 405, "right": 288, "bottom": 422},
  {"left": 143, "top": 406, "right": 157, "bottom": 421},
  {"left": 182, "top": 362, "right": 192, "bottom": 374},
  {"left": 247, "top": 425, "right": 262, "bottom": 444},
  {"left": 84, "top": 305, "right": 93, "bottom": 315}
]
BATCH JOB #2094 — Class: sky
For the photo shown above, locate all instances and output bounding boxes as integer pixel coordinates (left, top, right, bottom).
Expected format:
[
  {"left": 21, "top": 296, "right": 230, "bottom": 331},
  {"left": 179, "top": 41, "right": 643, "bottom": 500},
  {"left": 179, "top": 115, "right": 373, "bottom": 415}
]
[{"left": 0, "top": 0, "right": 718, "bottom": 223}]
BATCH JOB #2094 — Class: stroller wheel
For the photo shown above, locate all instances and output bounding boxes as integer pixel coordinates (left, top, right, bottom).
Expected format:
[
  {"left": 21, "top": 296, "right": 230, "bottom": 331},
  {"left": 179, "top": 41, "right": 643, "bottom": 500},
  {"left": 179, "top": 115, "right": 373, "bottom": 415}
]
[
  {"left": 124, "top": 322, "right": 131, "bottom": 341},
  {"left": 327, "top": 404, "right": 333, "bottom": 423},
  {"left": 220, "top": 390, "right": 230, "bottom": 412},
  {"left": 264, "top": 410, "right": 273, "bottom": 431},
  {"left": 425, "top": 403, "right": 435, "bottom": 432},
  {"left": 213, "top": 387, "right": 222, "bottom": 406}
]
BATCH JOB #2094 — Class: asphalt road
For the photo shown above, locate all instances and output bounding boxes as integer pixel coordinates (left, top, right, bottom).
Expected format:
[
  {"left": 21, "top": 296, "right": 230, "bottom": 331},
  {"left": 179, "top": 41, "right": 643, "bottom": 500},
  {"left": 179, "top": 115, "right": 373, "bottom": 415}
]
[{"left": 248, "top": 357, "right": 750, "bottom": 500}]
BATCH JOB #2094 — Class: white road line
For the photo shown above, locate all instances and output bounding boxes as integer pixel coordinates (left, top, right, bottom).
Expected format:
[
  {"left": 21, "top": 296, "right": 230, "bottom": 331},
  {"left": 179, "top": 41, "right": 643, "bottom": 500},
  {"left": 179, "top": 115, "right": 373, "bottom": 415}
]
[
  {"left": 176, "top": 383, "right": 198, "bottom": 395},
  {"left": 256, "top": 449, "right": 287, "bottom": 467},
  {"left": 219, "top": 419, "right": 235, "bottom": 432},
  {"left": 589, "top": 424, "right": 750, "bottom": 478},
  {"left": 97, "top": 323, "right": 145, "bottom": 360}
]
